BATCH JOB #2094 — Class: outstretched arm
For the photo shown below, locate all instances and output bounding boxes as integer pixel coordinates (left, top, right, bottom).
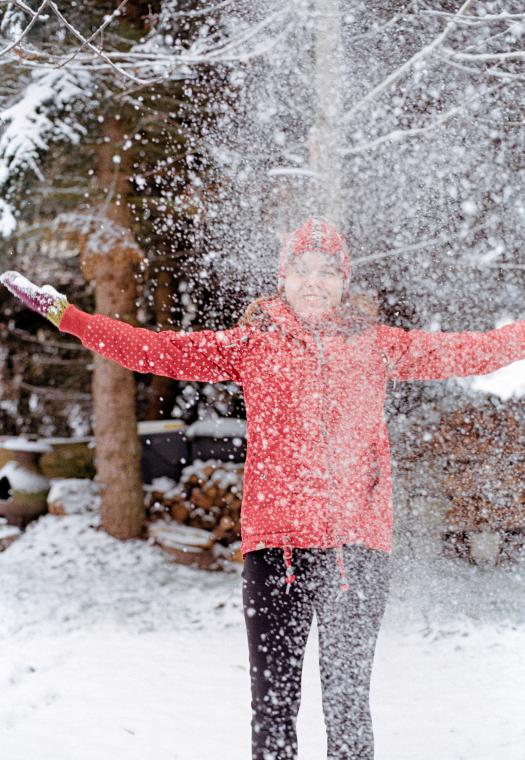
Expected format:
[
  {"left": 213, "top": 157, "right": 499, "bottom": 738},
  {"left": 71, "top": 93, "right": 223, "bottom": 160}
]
[
  {"left": 58, "top": 305, "right": 248, "bottom": 384},
  {"left": 0, "top": 270, "right": 248, "bottom": 384},
  {"left": 376, "top": 320, "right": 525, "bottom": 382}
]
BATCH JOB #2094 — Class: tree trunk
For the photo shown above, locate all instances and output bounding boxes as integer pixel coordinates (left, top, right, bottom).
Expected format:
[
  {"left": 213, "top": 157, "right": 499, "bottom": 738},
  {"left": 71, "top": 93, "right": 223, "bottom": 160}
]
[
  {"left": 91, "top": 259, "right": 144, "bottom": 539},
  {"left": 82, "top": 115, "right": 145, "bottom": 539},
  {"left": 144, "top": 255, "right": 179, "bottom": 421}
]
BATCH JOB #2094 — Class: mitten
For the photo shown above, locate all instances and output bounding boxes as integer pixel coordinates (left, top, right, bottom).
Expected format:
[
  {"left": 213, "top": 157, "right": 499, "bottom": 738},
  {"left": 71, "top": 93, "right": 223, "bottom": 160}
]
[{"left": 0, "top": 270, "right": 69, "bottom": 327}]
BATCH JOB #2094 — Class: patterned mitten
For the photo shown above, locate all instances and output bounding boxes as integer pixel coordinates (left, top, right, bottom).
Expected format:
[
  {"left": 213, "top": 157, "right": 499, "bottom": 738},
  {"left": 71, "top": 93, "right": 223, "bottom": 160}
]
[{"left": 0, "top": 270, "right": 69, "bottom": 327}]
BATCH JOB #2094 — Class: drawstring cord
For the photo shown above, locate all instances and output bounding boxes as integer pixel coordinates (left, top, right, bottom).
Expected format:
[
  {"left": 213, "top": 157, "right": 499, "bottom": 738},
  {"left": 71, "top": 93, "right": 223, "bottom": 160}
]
[
  {"left": 282, "top": 538, "right": 350, "bottom": 595},
  {"left": 282, "top": 539, "right": 296, "bottom": 594}
]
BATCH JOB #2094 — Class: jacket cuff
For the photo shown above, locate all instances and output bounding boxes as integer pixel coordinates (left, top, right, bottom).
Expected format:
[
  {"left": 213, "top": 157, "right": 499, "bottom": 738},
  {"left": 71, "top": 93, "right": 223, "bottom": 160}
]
[{"left": 57, "top": 303, "right": 93, "bottom": 339}]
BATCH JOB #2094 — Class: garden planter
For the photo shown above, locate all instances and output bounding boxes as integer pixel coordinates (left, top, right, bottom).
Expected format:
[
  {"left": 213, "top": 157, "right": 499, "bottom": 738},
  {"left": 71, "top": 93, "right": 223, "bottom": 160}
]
[{"left": 0, "top": 437, "right": 51, "bottom": 528}]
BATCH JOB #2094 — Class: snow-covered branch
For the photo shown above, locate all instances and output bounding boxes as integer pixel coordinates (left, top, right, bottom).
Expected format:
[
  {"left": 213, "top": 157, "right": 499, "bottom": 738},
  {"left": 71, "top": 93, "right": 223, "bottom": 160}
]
[
  {"left": 342, "top": 0, "right": 477, "bottom": 124},
  {"left": 158, "top": 0, "right": 234, "bottom": 19},
  {"left": 55, "top": 0, "right": 130, "bottom": 70},
  {"left": 341, "top": 106, "right": 464, "bottom": 156},
  {"left": 47, "top": 1, "right": 155, "bottom": 86},
  {"left": 350, "top": 220, "right": 495, "bottom": 268},
  {"left": 184, "top": 7, "right": 289, "bottom": 62},
  {"left": 435, "top": 50, "right": 525, "bottom": 81},
  {"left": 342, "top": 75, "right": 511, "bottom": 157},
  {"left": 0, "top": 67, "right": 88, "bottom": 237},
  {"left": 0, "top": 0, "right": 49, "bottom": 58},
  {"left": 0, "top": 68, "right": 87, "bottom": 176},
  {"left": 0, "top": 0, "right": 147, "bottom": 84},
  {"left": 440, "top": 46, "right": 525, "bottom": 63},
  {"left": 0, "top": 196, "right": 15, "bottom": 237},
  {"left": 420, "top": 10, "right": 525, "bottom": 24},
  {"left": 0, "top": 1, "right": 291, "bottom": 84},
  {"left": 0, "top": 0, "right": 45, "bottom": 19}
]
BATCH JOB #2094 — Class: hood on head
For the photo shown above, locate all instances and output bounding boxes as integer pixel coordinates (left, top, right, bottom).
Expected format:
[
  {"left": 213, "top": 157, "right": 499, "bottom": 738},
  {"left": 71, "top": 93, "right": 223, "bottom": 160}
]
[{"left": 277, "top": 216, "right": 351, "bottom": 298}]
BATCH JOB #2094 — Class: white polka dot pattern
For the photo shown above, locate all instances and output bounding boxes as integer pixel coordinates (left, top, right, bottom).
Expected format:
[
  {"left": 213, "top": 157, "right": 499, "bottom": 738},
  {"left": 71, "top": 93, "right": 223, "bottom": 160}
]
[{"left": 57, "top": 300, "right": 525, "bottom": 565}]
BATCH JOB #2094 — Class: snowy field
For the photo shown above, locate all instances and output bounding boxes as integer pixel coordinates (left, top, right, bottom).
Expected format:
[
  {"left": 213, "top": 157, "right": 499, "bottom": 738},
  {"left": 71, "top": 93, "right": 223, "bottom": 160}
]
[{"left": 1, "top": 511, "right": 524, "bottom": 760}]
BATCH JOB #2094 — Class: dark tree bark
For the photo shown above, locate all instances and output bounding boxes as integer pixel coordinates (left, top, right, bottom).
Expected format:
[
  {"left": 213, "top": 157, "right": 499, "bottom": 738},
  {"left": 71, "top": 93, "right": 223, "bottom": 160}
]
[{"left": 79, "top": 114, "right": 145, "bottom": 539}]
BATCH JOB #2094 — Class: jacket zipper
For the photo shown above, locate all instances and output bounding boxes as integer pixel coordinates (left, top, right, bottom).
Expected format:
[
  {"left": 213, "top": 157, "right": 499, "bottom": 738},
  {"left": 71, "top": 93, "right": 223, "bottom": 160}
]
[{"left": 312, "top": 329, "right": 338, "bottom": 545}]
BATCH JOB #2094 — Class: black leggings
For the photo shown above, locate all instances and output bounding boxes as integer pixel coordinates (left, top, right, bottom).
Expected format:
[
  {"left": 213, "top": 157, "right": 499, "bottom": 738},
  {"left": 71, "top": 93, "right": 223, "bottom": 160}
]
[{"left": 242, "top": 544, "right": 391, "bottom": 760}]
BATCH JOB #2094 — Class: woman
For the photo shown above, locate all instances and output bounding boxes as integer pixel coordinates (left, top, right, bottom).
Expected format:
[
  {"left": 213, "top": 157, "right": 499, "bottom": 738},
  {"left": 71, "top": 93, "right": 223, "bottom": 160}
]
[{"left": 2, "top": 216, "right": 525, "bottom": 760}]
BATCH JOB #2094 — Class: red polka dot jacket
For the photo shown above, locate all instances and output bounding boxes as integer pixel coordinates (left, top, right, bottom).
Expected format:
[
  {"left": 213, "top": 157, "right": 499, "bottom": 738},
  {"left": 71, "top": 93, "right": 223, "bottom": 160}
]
[{"left": 58, "top": 296, "right": 525, "bottom": 595}]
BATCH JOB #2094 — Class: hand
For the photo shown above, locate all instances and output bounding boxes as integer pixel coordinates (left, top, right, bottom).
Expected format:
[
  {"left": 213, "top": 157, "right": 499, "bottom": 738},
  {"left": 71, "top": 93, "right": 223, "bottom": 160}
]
[{"left": 0, "top": 270, "right": 69, "bottom": 327}]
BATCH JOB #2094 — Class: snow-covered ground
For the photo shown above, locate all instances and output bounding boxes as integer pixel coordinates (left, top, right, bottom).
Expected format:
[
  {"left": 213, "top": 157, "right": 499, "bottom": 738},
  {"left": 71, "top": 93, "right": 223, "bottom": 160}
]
[{"left": 1, "top": 511, "right": 524, "bottom": 760}]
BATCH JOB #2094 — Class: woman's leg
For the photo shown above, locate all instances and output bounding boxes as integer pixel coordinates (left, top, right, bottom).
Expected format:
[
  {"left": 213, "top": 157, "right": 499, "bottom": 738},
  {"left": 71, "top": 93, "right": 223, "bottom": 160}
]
[
  {"left": 313, "top": 545, "right": 391, "bottom": 760},
  {"left": 242, "top": 548, "right": 316, "bottom": 760}
]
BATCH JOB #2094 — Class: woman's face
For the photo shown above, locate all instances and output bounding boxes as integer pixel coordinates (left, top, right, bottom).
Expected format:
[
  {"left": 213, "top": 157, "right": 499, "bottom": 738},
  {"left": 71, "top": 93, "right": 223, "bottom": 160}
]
[{"left": 284, "top": 251, "right": 344, "bottom": 318}]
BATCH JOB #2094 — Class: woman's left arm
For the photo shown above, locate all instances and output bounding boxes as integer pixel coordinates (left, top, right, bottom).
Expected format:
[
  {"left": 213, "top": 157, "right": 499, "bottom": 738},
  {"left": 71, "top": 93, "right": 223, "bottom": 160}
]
[{"left": 376, "top": 320, "right": 525, "bottom": 382}]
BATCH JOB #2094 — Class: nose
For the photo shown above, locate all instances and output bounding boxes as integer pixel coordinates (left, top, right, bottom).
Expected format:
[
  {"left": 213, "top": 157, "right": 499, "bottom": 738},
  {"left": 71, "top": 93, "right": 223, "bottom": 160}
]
[
  {"left": 302, "top": 274, "right": 325, "bottom": 292},
  {"left": 302, "top": 270, "right": 320, "bottom": 284}
]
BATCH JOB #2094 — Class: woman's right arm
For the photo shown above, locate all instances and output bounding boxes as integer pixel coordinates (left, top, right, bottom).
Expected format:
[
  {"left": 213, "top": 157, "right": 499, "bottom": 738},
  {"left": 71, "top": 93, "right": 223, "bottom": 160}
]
[
  {"left": 58, "top": 304, "right": 248, "bottom": 384},
  {"left": 1, "top": 269, "right": 249, "bottom": 384}
]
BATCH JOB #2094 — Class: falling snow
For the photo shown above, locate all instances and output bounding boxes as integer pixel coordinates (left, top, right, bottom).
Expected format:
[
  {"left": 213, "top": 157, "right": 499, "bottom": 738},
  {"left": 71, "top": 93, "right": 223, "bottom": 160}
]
[{"left": 1, "top": 2, "right": 525, "bottom": 759}]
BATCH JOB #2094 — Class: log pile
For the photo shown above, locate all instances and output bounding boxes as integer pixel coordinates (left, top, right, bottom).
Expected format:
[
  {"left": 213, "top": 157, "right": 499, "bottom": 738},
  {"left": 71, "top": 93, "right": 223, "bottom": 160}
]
[
  {"left": 144, "top": 458, "right": 243, "bottom": 567},
  {"left": 418, "top": 403, "right": 525, "bottom": 533}
]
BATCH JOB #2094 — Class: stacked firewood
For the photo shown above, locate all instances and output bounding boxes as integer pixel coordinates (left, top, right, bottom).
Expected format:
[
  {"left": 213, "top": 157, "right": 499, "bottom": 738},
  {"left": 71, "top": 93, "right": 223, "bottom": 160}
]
[
  {"left": 144, "top": 458, "right": 243, "bottom": 567},
  {"left": 418, "top": 404, "right": 525, "bottom": 532},
  {"left": 442, "top": 468, "right": 525, "bottom": 532}
]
